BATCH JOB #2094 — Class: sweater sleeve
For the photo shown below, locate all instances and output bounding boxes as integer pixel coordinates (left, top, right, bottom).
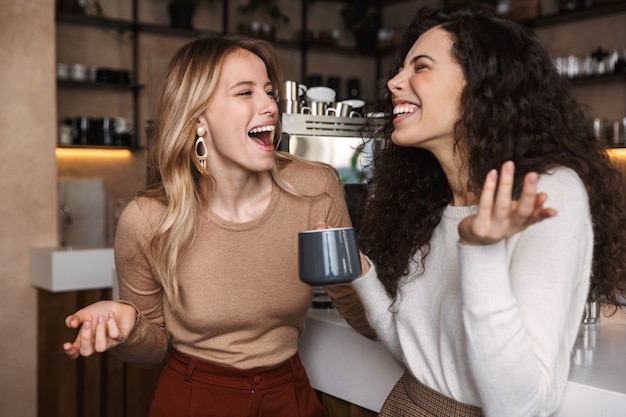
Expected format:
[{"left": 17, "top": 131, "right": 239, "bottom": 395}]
[
  {"left": 349, "top": 261, "right": 404, "bottom": 361},
  {"left": 110, "top": 199, "right": 170, "bottom": 368},
  {"left": 320, "top": 170, "right": 378, "bottom": 339},
  {"left": 461, "top": 168, "right": 592, "bottom": 417}
]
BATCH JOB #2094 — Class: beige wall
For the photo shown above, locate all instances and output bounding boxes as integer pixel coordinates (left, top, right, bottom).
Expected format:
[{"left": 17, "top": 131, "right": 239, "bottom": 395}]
[{"left": 0, "top": 0, "right": 56, "bottom": 416}]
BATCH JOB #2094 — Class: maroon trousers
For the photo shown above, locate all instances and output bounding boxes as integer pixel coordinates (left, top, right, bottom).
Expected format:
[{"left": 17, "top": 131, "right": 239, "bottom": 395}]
[{"left": 149, "top": 349, "right": 326, "bottom": 417}]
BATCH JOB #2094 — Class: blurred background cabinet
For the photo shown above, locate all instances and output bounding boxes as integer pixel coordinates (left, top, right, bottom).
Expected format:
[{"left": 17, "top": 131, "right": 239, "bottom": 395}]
[
  {"left": 56, "top": 7, "right": 138, "bottom": 149},
  {"left": 529, "top": 0, "right": 626, "bottom": 145}
]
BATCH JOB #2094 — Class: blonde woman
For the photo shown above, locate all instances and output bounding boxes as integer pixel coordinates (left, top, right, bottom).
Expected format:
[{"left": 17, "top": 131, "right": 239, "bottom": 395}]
[{"left": 63, "top": 35, "right": 371, "bottom": 417}]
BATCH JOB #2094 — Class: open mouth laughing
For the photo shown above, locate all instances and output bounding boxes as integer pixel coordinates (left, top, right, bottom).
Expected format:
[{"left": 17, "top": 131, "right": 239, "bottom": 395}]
[
  {"left": 392, "top": 104, "right": 419, "bottom": 117},
  {"left": 248, "top": 124, "right": 276, "bottom": 149}
]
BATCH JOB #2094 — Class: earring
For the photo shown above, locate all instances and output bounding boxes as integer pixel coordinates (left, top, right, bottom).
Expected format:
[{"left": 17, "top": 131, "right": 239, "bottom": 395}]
[{"left": 195, "top": 127, "right": 207, "bottom": 169}]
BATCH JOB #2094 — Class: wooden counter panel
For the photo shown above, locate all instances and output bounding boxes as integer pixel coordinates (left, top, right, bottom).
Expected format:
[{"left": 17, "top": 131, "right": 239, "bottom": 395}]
[{"left": 37, "top": 289, "right": 162, "bottom": 417}]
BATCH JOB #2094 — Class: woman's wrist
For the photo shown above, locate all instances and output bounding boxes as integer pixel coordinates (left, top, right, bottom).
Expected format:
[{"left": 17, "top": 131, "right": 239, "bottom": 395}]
[
  {"left": 116, "top": 300, "right": 140, "bottom": 323},
  {"left": 359, "top": 252, "right": 371, "bottom": 277}
]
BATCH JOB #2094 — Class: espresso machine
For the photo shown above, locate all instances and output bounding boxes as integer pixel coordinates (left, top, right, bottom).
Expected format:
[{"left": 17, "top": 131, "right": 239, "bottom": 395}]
[
  {"left": 279, "top": 112, "right": 385, "bottom": 225},
  {"left": 280, "top": 112, "right": 383, "bottom": 308}
]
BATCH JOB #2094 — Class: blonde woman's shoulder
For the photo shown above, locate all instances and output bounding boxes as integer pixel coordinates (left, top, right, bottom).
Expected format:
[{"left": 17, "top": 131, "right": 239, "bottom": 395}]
[{"left": 119, "top": 195, "right": 167, "bottom": 232}]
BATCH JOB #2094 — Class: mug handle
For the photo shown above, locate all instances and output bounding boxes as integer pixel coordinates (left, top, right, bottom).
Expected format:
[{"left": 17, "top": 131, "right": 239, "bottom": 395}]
[
  {"left": 325, "top": 108, "right": 337, "bottom": 116},
  {"left": 300, "top": 107, "right": 312, "bottom": 114},
  {"left": 348, "top": 111, "right": 360, "bottom": 118}
]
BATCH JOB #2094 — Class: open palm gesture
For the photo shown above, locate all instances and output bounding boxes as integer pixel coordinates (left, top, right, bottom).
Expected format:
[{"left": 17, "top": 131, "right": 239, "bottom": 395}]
[
  {"left": 458, "top": 161, "right": 557, "bottom": 246},
  {"left": 63, "top": 300, "right": 137, "bottom": 359}
]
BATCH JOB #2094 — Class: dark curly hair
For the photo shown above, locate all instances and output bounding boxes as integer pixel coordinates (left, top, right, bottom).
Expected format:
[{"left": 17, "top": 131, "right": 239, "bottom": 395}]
[{"left": 358, "top": 6, "right": 626, "bottom": 308}]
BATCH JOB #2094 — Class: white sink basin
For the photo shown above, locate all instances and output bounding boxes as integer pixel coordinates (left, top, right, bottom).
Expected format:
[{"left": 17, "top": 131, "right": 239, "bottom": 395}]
[{"left": 31, "top": 246, "right": 114, "bottom": 292}]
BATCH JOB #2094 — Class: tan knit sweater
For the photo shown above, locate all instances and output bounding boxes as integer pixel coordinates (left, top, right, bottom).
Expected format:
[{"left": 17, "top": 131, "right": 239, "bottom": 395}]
[{"left": 112, "top": 156, "right": 372, "bottom": 369}]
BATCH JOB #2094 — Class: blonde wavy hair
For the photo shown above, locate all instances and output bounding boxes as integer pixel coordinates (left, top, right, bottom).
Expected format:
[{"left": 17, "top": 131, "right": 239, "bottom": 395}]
[{"left": 141, "top": 35, "right": 327, "bottom": 305}]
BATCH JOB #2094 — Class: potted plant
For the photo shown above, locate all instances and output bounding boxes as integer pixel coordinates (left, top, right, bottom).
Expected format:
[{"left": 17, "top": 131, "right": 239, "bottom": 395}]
[
  {"left": 168, "top": 0, "right": 214, "bottom": 30},
  {"left": 341, "top": 0, "right": 381, "bottom": 53},
  {"left": 237, "top": 0, "right": 291, "bottom": 24},
  {"left": 237, "top": 0, "right": 293, "bottom": 40}
]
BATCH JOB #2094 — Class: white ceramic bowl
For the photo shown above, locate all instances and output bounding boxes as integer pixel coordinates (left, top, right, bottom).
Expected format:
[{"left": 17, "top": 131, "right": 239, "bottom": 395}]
[
  {"left": 306, "top": 86, "right": 336, "bottom": 103},
  {"left": 339, "top": 98, "right": 365, "bottom": 109}
]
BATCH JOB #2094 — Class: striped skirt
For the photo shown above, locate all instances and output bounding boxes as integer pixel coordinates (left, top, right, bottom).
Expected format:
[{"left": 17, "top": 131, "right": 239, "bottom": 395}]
[{"left": 378, "top": 372, "right": 484, "bottom": 417}]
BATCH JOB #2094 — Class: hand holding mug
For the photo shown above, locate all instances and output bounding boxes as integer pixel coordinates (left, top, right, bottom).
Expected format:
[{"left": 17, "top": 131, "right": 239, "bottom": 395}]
[{"left": 299, "top": 224, "right": 363, "bottom": 286}]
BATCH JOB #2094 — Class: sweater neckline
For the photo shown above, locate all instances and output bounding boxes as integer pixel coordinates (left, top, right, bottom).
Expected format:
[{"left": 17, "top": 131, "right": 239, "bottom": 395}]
[
  {"left": 443, "top": 204, "right": 477, "bottom": 220},
  {"left": 204, "top": 182, "right": 280, "bottom": 231}
]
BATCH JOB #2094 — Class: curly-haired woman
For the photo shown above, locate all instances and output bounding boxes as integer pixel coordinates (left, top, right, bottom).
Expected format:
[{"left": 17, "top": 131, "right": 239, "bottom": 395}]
[{"left": 353, "top": 6, "right": 626, "bottom": 417}]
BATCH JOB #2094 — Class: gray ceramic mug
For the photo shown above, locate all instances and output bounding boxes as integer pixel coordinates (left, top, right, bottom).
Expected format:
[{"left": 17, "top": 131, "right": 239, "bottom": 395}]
[{"left": 298, "top": 227, "right": 362, "bottom": 286}]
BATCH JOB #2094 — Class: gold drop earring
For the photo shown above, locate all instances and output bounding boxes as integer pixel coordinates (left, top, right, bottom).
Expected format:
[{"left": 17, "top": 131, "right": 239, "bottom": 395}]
[{"left": 195, "top": 127, "right": 207, "bottom": 169}]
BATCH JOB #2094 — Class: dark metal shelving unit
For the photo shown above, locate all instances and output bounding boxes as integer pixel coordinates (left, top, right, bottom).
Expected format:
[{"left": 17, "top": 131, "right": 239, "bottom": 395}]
[
  {"left": 56, "top": 6, "right": 140, "bottom": 150},
  {"left": 56, "top": 0, "right": 626, "bottom": 146},
  {"left": 523, "top": 1, "right": 626, "bottom": 27}
]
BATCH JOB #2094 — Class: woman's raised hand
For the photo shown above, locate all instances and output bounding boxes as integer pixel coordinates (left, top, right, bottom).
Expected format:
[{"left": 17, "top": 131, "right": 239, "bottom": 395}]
[
  {"left": 63, "top": 300, "right": 138, "bottom": 359},
  {"left": 458, "top": 161, "right": 557, "bottom": 246}
]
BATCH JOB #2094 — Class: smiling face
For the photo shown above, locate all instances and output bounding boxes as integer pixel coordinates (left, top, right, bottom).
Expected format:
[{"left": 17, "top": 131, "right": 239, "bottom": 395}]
[
  {"left": 388, "top": 26, "right": 466, "bottom": 158},
  {"left": 198, "top": 49, "right": 279, "bottom": 176}
]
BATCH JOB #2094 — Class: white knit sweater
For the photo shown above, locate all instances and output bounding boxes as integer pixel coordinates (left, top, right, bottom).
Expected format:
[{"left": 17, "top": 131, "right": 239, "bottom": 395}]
[{"left": 353, "top": 167, "right": 593, "bottom": 417}]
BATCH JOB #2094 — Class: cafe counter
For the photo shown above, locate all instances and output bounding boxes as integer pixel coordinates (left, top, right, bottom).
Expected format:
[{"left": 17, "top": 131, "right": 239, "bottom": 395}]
[
  {"left": 31, "top": 247, "right": 626, "bottom": 416},
  {"left": 299, "top": 307, "right": 626, "bottom": 416}
]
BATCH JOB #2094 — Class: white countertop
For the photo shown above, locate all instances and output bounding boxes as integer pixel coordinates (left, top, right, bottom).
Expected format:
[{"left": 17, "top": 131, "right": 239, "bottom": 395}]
[
  {"left": 299, "top": 308, "right": 403, "bottom": 411},
  {"left": 553, "top": 310, "right": 626, "bottom": 417},
  {"left": 30, "top": 246, "right": 115, "bottom": 292},
  {"left": 299, "top": 307, "right": 626, "bottom": 416},
  {"left": 30, "top": 246, "right": 626, "bottom": 414}
]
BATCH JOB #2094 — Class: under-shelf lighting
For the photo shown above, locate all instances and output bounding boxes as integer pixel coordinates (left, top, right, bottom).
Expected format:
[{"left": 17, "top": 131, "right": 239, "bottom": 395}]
[
  {"left": 55, "top": 147, "right": 133, "bottom": 159},
  {"left": 606, "top": 147, "right": 626, "bottom": 161}
]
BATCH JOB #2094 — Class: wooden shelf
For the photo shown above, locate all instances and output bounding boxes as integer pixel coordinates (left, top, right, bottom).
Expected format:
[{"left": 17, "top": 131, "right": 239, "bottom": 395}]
[
  {"left": 138, "top": 21, "right": 222, "bottom": 38},
  {"left": 568, "top": 72, "right": 626, "bottom": 85},
  {"left": 55, "top": 11, "right": 134, "bottom": 32},
  {"left": 57, "top": 144, "right": 134, "bottom": 150},
  {"left": 523, "top": 1, "right": 626, "bottom": 27},
  {"left": 57, "top": 80, "right": 143, "bottom": 91}
]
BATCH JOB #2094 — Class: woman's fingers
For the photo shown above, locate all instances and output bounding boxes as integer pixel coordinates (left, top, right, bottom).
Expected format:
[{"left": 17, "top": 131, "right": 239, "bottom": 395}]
[
  {"left": 107, "top": 311, "right": 121, "bottom": 340},
  {"left": 63, "top": 301, "right": 136, "bottom": 359},
  {"left": 65, "top": 314, "right": 83, "bottom": 329},
  {"left": 94, "top": 311, "right": 127, "bottom": 352},
  {"left": 63, "top": 341, "right": 80, "bottom": 359},
  {"left": 512, "top": 171, "right": 539, "bottom": 224},
  {"left": 477, "top": 169, "right": 498, "bottom": 216},
  {"left": 492, "top": 161, "right": 515, "bottom": 221},
  {"left": 314, "top": 221, "right": 329, "bottom": 230},
  {"left": 94, "top": 315, "right": 108, "bottom": 352},
  {"left": 488, "top": 161, "right": 540, "bottom": 229},
  {"left": 64, "top": 312, "right": 125, "bottom": 357},
  {"left": 516, "top": 172, "right": 557, "bottom": 226},
  {"left": 78, "top": 320, "right": 95, "bottom": 356},
  {"left": 459, "top": 161, "right": 556, "bottom": 245}
]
